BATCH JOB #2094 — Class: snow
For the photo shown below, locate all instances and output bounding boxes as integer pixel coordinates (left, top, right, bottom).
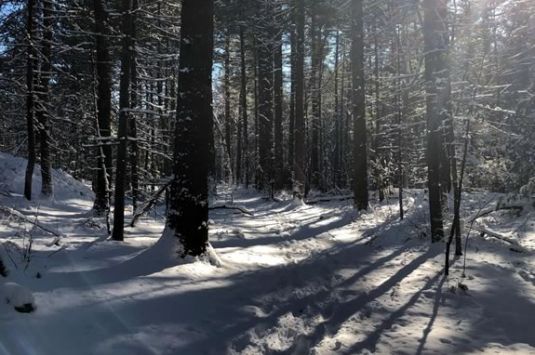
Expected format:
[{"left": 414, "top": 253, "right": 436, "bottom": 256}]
[
  {"left": 0, "top": 282, "right": 35, "bottom": 312},
  {"left": 1, "top": 152, "right": 535, "bottom": 354}
]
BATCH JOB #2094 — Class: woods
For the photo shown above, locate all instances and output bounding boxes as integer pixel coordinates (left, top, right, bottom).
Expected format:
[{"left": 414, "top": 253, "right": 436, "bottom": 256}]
[
  {"left": 0, "top": 0, "right": 533, "bottom": 263},
  {"left": 1, "top": 0, "right": 535, "bottom": 352}
]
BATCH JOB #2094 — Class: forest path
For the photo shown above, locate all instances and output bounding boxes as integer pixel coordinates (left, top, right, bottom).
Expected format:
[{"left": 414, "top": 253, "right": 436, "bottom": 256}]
[{"left": 1, "top": 188, "right": 535, "bottom": 354}]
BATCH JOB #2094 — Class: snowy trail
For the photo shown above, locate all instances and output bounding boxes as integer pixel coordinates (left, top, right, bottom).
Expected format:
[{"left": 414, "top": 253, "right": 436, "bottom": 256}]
[{"left": 1, "top": 185, "right": 535, "bottom": 354}]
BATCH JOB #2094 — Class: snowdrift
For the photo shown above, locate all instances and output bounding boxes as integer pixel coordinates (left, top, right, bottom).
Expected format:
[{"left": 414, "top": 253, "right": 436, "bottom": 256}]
[{"left": 0, "top": 152, "right": 94, "bottom": 201}]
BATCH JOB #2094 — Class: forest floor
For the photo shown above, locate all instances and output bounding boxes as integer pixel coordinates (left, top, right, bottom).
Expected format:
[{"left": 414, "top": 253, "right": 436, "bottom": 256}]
[{"left": 1, "top": 152, "right": 535, "bottom": 355}]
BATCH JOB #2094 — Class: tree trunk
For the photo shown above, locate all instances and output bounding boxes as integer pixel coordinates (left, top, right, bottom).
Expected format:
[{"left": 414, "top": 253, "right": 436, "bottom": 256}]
[
  {"left": 423, "top": 0, "right": 448, "bottom": 242},
  {"left": 37, "top": 0, "right": 53, "bottom": 197},
  {"left": 224, "top": 27, "right": 233, "bottom": 184},
  {"left": 92, "top": 0, "right": 113, "bottom": 215},
  {"left": 168, "top": 0, "right": 214, "bottom": 256},
  {"left": 332, "top": 30, "right": 341, "bottom": 189},
  {"left": 130, "top": 0, "right": 139, "bottom": 214},
  {"left": 288, "top": 20, "right": 296, "bottom": 188},
  {"left": 238, "top": 20, "right": 248, "bottom": 187},
  {"left": 257, "top": 1, "right": 274, "bottom": 194},
  {"left": 24, "top": 0, "right": 36, "bottom": 201},
  {"left": 273, "top": 26, "right": 284, "bottom": 191},
  {"left": 112, "top": 0, "right": 134, "bottom": 241},
  {"left": 351, "top": 0, "right": 368, "bottom": 211},
  {"left": 293, "top": 0, "right": 306, "bottom": 198},
  {"left": 309, "top": 10, "right": 321, "bottom": 190}
]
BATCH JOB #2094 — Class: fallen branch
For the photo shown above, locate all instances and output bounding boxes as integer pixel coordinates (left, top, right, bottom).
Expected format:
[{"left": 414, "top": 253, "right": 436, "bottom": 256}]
[
  {"left": 129, "top": 180, "right": 171, "bottom": 227},
  {"left": 209, "top": 204, "right": 253, "bottom": 216},
  {"left": 472, "top": 225, "right": 526, "bottom": 253},
  {"left": 466, "top": 204, "right": 524, "bottom": 224},
  {"left": 0, "top": 206, "right": 64, "bottom": 239},
  {"left": 305, "top": 195, "right": 353, "bottom": 205}
]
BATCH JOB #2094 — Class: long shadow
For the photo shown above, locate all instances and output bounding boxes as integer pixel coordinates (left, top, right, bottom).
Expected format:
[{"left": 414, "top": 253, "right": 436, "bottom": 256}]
[
  {"left": 5, "top": 206, "right": 446, "bottom": 355},
  {"left": 211, "top": 210, "right": 355, "bottom": 249},
  {"left": 415, "top": 274, "right": 446, "bottom": 355},
  {"left": 342, "top": 269, "right": 445, "bottom": 354},
  {"left": 282, "top": 246, "right": 442, "bottom": 354}
]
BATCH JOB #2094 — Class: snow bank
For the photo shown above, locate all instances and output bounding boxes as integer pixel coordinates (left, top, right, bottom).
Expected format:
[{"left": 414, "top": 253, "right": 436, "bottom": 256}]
[{"left": 0, "top": 152, "right": 93, "bottom": 201}]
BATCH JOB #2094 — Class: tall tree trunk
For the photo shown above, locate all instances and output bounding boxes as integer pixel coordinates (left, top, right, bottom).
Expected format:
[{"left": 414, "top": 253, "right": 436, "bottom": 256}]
[
  {"left": 253, "top": 36, "right": 260, "bottom": 187},
  {"left": 238, "top": 21, "right": 248, "bottom": 187},
  {"left": 224, "top": 27, "right": 233, "bottom": 184},
  {"left": 309, "top": 11, "right": 321, "bottom": 189},
  {"left": 273, "top": 27, "right": 284, "bottom": 190},
  {"left": 257, "top": 1, "right": 274, "bottom": 194},
  {"left": 288, "top": 20, "right": 296, "bottom": 188},
  {"left": 351, "top": 0, "right": 368, "bottom": 210},
  {"left": 130, "top": 0, "right": 139, "bottom": 214},
  {"left": 24, "top": 0, "right": 36, "bottom": 201},
  {"left": 293, "top": 0, "right": 306, "bottom": 198},
  {"left": 373, "top": 18, "right": 384, "bottom": 202},
  {"left": 112, "top": 0, "right": 134, "bottom": 241},
  {"left": 423, "top": 0, "right": 448, "bottom": 242},
  {"left": 37, "top": 0, "right": 53, "bottom": 197},
  {"left": 332, "top": 30, "right": 341, "bottom": 188},
  {"left": 92, "top": 0, "right": 113, "bottom": 214},
  {"left": 168, "top": 0, "right": 214, "bottom": 256},
  {"left": 396, "top": 25, "right": 404, "bottom": 220},
  {"left": 339, "top": 44, "right": 347, "bottom": 188}
]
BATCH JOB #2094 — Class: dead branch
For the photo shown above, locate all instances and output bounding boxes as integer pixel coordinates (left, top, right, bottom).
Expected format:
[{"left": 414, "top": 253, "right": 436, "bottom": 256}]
[
  {"left": 305, "top": 195, "right": 353, "bottom": 205},
  {"left": 129, "top": 180, "right": 171, "bottom": 227},
  {"left": 209, "top": 204, "right": 253, "bottom": 216},
  {"left": 0, "top": 206, "right": 64, "bottom": 239}
]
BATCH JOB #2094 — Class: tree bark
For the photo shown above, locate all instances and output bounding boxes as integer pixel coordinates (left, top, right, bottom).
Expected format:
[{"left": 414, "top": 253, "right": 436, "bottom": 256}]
[
  {"left": 423, "top": 0, "right": 448, "bottom": 242},
  {"left": 224, "top": 27, "right": 233, "bottom": 184},
  {"left": 257, "top": 1, "right": 274, "bottom": 194},
  {"left": 92, "top": 0, "right": 113, "bottom": 214},
  {"left": 24, "top": 0, "right": 36, "bottom": 201},
  {"left": 130, "top": 0, "right": 139, "bottom": 214},
  {"left": 37, "top": 0, "right": 53, "bottom": 197},
  {"left": 168, "top": 0, "right": 214, "bottom": 256},
  {"left": 310, "top": 9, "right": 321, "bottom": 190},
  {"left": 288, "top": 20, "right": 296, "bottom": 188},
  {"left": 112, "top": 0, "right": 134, "bottom": 241},
  {"left": 273, "top": 26, "right": 284, "bottom": 190},
  {"left": 293, "top": 0, "right": 306, "bottom": 198},
  {"left": 238, "top": 20, "right": 248, "bottom": 187},
  {"left": 351, "top": 0, "right": 368, "bottom": 211}
]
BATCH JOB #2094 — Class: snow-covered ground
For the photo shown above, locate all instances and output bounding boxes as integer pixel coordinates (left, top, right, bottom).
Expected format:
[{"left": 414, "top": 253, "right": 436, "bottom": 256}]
[{"left": 1, "top": 153, "right": 535, "bottom": 354}]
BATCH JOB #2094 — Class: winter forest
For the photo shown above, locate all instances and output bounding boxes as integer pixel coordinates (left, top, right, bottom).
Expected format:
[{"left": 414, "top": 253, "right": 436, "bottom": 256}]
[{"left": 0, "top": 0, "right": 534, "bottom": 353}]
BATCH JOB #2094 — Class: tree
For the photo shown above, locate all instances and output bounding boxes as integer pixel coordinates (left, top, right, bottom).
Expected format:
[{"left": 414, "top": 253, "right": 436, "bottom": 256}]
[
  {"left": 423, "top": 0, "right": 448, "bottom": 242},
  {"left": 351, "top": 0, "right": 368, "bottom": 211},
  {"left": 24, "top": 0, "right": 36, "bottom": 201},
  {"left": 236, "top": 7, "right": 248, "bottom": 186},
  {"left": 92, "top": 0, "right": 113, "bottom": 215},
  {"left": 293, "top": 0, "right": 306, "bottom": 198},
  {"left": 256, "top": 0, "right": 274, "bottom": 193},
  {"left": 37, "top": 0, "right": 54, "bottom": 197},
  {"left": 273, "top": 20, "right": 284, "bottom": 191},
  {"left": 112, "top": 0, "right": 134, "bottom": 241},
  {"left": 168, "top": 0, "right": 214, "bottom": 256}
]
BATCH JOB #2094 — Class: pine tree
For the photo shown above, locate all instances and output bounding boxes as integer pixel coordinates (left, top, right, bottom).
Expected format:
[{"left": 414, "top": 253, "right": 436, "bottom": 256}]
[
  {"left": 168, "top": 0, "right": 214, "bottom": 256},
  {"left": 423, "top": 0, "right": 448, "bottom": 242},
  {"left": 92, "top": 0, "right": 113, "bottom": 215},
  {"left": 24, "top": 0, "right": 36, "bottom": 201},
  {"left": 37, "top": 0, "right": 54, "bottom": 197},
  {"left": 293, "top": 0, "right": 306, "bottom": 198},
  {"left": 351, "top": 0, "right": 368, "bottom": 210},
  {"left": 112, "top": 0, "right": 134, "bottom": 241}
]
